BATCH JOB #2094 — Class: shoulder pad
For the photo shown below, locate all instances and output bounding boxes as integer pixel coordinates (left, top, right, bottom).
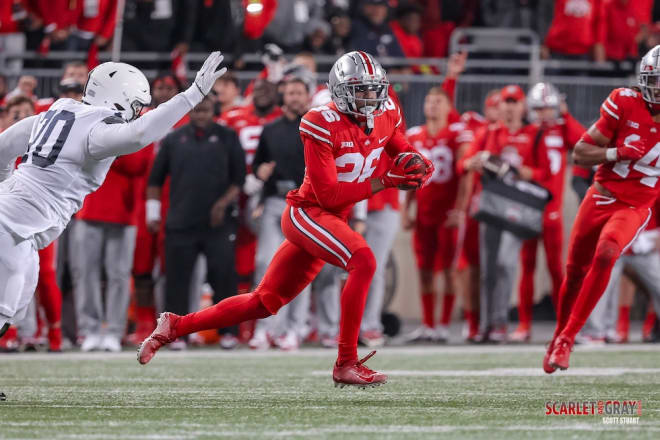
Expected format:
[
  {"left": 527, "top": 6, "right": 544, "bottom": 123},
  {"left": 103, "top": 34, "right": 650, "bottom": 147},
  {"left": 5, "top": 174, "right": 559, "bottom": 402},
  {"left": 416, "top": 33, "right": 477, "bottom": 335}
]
[
  {"left": 102, "top": 115, "right": 125, "bottom": 125},
  {"left": 300, "top": 108, "right": 335, "bottom": 146}
]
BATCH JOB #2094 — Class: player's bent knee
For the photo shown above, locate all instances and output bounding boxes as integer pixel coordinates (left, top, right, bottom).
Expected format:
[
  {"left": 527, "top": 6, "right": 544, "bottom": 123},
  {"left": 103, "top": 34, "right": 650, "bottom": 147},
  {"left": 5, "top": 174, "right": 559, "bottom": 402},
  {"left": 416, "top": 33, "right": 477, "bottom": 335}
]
[
  {"left": 593, "top": 239, "right": 621, "bottom": 269},
  {"left": 347, "top": 247, "right": 377, "bottom": 278},
  {"left": 253, "top": 288, "right": 285, "bottom": 316}
]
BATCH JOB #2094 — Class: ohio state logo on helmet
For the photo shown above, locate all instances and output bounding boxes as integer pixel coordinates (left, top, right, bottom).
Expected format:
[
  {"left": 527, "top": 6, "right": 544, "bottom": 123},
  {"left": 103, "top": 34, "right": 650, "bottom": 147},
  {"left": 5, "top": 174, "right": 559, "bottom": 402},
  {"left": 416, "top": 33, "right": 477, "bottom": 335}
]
[{"left": 327, "top": 51, "right": 389, "bottom": 129}]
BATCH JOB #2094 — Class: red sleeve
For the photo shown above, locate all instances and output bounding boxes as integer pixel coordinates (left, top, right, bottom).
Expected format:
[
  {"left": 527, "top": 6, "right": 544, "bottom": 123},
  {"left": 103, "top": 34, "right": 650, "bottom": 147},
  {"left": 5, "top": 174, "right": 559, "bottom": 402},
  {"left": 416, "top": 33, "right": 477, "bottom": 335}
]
[
  {"left": 302, "top": 136, "right": 373, "bottom": 211},
  {"left": 595, "top": 88, "right": 626, "bottom": 139},
  {"left": 385, "top": 128, "right": 417, "bottom": 157},
  {"left": 561, "top": 111, "right": 586, "bottom": 149},
  {"left": 442, "top": 77, "right": 456, "bottom": 103},
  {"left": 99, "top": 0, "right": 118, "bottom": 40}
]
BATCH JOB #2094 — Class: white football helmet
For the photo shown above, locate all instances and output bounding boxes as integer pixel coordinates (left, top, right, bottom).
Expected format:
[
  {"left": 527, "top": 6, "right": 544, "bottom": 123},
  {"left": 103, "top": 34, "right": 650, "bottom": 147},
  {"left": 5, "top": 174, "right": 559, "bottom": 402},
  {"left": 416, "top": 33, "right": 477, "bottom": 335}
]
[
  {"left": 639, "top": 45, "right": 660, "bottom": 105},
  {"left": 82, "top": 62, "right": 151, "bottom": 121},
  {"left": 527, "top": 82, "right": 561, "bottom": 121},
  {"left": 328, "top": 51, "right": 389, "bottom": 128}
]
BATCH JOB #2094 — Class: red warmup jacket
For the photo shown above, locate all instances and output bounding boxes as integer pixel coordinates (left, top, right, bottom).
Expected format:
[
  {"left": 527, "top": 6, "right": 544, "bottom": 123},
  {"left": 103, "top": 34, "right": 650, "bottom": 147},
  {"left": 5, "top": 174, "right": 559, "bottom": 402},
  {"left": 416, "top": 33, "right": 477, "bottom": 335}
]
[
  {"left": 600, "top": 0, "right": 653, "bottom": 61},
  {"left": 37, "top": 0, "right": 81, "bottom": 33},
  {"left": 77, "top": 149, "right": 151, "bottom": 226},
  {"left": 76, "top": 0, "right": 117, "bottom": 40},
  {"left": 545, "top": 0, "right": 602, "bottom": 56}
]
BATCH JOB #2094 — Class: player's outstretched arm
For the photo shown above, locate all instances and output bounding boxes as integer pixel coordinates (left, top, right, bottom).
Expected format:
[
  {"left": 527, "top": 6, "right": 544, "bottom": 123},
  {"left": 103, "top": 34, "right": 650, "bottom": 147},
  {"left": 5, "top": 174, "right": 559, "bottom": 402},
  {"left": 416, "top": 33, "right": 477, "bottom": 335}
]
[
  {"left": 0, "top": 115, "right": 38, "bottom": 182},
  {"left": 88, "top": 51, "right": 227, "bottom": 160},
  {"left": 572, "top": 125, "right": 616, "bottom": 166}
]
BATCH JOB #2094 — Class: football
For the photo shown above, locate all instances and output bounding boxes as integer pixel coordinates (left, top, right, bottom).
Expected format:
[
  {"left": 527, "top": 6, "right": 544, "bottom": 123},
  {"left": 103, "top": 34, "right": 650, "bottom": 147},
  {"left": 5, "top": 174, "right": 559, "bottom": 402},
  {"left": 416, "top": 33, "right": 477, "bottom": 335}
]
[{"left": 395, "top": 152, "right": 426, "bottom": 189}]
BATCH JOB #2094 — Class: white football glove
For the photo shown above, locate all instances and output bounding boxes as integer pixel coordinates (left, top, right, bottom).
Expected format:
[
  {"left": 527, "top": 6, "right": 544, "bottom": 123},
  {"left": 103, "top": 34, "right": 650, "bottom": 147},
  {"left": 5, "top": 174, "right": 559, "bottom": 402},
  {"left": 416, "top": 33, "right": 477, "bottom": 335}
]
[{"left": 194, "top": 51, "right": 227, "bottom": 96}]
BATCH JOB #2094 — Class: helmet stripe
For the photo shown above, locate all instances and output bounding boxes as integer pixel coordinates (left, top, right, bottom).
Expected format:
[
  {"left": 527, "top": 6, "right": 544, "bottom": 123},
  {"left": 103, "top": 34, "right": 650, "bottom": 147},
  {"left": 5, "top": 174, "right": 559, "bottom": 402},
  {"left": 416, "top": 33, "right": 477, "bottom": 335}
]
[{"left": 357, "top": 51, "right": 374, "bottom": 75}]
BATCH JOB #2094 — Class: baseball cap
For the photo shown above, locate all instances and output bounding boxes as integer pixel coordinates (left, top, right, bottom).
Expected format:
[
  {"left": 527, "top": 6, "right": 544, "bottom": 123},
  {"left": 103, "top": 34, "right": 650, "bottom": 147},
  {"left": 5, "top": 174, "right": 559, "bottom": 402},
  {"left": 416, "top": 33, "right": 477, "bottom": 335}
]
[
  {"left": 500, "top": 85, "right": 525, "bottom": 102},
  {"left": 485, "top": 91, "right": 501, "bottom": 108}
]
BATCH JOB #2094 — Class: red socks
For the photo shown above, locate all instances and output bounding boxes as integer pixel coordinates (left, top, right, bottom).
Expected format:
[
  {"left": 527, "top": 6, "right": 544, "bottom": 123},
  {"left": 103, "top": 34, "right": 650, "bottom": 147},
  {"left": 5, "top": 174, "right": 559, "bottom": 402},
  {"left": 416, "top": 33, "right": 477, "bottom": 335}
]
[
  {"left": 175, "top": 293, "right": 270, "bottom": 338},
  {"left": 440, "top": 293, "right": 455, "bottom": 326},
  {"left": 464, "top": 310, "right": 479, "bottom": 334},
  {"left": 642, "top": 308, "right": 656, "bottom": 339},
  {"left": 617, "top": 305, "right": 631, "bottom": 339},
  {"left": 37, "top": 268, "right": 62, "bottom": 327},
  {"left": 421, "top": 291, "right": 435, "bottom": 328},
  {"left": 337, "top": 248, "right": 377, "bottom": 366}
]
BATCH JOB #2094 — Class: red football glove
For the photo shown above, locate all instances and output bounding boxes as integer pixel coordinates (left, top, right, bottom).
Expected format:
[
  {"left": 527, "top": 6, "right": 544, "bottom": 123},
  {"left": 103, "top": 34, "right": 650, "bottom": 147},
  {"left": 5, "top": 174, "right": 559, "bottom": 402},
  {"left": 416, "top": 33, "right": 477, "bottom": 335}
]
[
  {"left": 380, "top": 152, "right": 425, "bottom": 189},
  {"left": 617, "top": 139, "right": 645, "bottom": 161},
  {"left": 420, "top": 155, "right": 435, "bottom": 186}
]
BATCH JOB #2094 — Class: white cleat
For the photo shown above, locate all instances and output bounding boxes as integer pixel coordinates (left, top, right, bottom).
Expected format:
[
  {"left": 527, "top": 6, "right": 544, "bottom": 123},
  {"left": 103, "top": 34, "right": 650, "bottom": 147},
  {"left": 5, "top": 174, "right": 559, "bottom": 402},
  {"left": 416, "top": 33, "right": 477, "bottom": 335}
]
[
  {"left": 100, "top": 335, "right": 122, "bottom": 352},
  {"left": 80, "top": 334, "right": 103, "bottom": 352}
]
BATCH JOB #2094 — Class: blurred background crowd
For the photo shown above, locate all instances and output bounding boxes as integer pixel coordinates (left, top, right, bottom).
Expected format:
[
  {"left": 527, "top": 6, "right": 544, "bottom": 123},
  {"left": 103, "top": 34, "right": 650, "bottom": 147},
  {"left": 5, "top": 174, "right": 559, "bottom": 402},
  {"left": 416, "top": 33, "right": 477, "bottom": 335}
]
[{"left": 1, "top": 0, "right": 660, "bottom": 353}]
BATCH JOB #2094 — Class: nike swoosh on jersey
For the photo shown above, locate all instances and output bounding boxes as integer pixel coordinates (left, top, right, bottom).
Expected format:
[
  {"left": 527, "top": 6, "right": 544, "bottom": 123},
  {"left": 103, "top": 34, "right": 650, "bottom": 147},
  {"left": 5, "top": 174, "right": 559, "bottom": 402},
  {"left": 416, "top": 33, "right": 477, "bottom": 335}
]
[{"left": 378, "top": 136, "right": 388, "bottom": 144}]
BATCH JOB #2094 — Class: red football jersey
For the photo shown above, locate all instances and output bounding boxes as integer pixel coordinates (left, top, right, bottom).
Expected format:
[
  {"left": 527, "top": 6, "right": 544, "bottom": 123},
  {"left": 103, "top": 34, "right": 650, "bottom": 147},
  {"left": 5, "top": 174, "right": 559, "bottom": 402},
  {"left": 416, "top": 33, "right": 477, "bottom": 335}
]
[
  {"left": 287, "top": 99, "right": 413, "bottom": 218},
  {"left": 407, "top": 122, "right": 473, "bottom": 223},
  {"left": 218, "top": 104, "right": 282, "bottom": 168},
  {"left": 484, "top": 122, "right": 550, "bottom": 183},
  {"left": 460, "top": 111, "right": 488, "bottom": 134},
  {"left": 534, "top": 112, "right": 585, "bottom": 213},
  {"left": 594, "top": 87, "right": 660, "bottom": 208}
]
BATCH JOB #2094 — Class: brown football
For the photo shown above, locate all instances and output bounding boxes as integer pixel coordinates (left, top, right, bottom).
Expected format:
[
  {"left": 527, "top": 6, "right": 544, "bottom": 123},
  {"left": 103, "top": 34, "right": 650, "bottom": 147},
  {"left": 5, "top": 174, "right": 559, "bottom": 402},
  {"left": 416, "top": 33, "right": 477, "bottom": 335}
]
[{"left": 395, "top": 152, "right": 426, "bottom": 189}]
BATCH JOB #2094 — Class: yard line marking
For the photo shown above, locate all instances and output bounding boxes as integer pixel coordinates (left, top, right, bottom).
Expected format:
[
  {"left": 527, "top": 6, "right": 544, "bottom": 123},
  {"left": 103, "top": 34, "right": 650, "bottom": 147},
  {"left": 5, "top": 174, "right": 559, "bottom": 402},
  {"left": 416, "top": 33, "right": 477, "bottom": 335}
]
[{"left": 311, "top": 367, "right": 660, "bottom": 377}]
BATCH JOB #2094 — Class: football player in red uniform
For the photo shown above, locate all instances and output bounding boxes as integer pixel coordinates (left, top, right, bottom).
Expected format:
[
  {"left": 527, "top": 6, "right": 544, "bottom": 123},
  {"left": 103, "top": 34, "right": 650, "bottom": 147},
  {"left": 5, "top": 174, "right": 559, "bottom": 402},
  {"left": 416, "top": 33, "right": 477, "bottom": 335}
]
[
  {"left": 511, "top": 82, "right": 585, "bottom": 342},
  {"left": 139, "top": 51, "right": 433, "bottom": 387},
  {"left": 545, "top": 46, "right": 660, "bottom": 373},
  {"left": 402, "top": 86, "right": 473, "bottom": 342},
  {"left": 219, "top": 80, "right": 282, "bottom": 306}
]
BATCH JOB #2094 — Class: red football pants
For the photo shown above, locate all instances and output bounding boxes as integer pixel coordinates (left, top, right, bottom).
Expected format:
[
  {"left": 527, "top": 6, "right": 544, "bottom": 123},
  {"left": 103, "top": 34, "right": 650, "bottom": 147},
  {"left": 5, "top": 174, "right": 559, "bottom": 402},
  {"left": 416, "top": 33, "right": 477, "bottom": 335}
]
[
  {"left": 555, "top": 186, "right": 652, "bottom": 342},
  {"left": 518, "top": 213, "right": 564, "bottom": 327},
  {"left": 175, "top": 205, "right": 376, "bottom": 364}
]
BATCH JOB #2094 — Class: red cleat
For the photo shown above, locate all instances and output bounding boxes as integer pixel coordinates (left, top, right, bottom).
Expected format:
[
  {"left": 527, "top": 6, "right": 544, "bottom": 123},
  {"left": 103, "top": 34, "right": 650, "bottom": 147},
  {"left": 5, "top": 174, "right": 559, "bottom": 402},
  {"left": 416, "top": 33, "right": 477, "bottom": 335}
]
[
  {"left": 543, "top": 338, "right": 556, "bottom": 374},
  {"left": 548, "top": 336, "right": 573, "bottom": 371},
  {"left": 332, "top": 351, "right": 387, "bottom": 388},
  {"left": 137, "top": 312, "right": 179, "bottom": 365}
]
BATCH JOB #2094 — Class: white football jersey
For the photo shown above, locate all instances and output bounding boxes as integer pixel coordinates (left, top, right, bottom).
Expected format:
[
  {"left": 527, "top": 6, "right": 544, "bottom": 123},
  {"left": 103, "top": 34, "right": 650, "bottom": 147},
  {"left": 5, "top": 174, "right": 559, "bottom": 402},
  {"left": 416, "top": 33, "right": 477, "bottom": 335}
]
[
  {"left": 0, "top": 86, "right": 203, "bottom": 250},
  {"left": 0, "top": 99, "right": 116, "bottom": 248}
]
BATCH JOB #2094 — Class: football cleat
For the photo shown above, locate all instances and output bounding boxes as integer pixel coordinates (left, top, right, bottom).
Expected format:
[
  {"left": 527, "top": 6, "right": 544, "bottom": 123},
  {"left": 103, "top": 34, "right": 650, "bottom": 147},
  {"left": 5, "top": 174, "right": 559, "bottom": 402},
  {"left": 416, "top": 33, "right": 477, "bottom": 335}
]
[
  {"left": 359, "top": 330, "right": 385, "bottom": 348},
  {"left": 404, "top": 325, "right": 436, "bottom": 343},
  {"left": 333, "top": 351, "right": 387, "bottom": 388},
  {"left": 548, "top": 335, "right": 573, "bottom": 371},
  {"left": 434, "top": 325, "right": 449, "bottom": 343},
  {"left": 543, "top": 338, "right": 557, "bottom": 374},
  {"left": 248, "top": 328, "right": 271, "bottom": 350},
  {"left": 219, "top": 334, "right": 239, "bottom": 350},
  {"left": 81, "top": 334, "right": 102, "bottom": 352},
  {"left": 137, "top": 312, "right": 179, "bottom": 365},
  {"left": 509, "top": 325, "right": 531, "bottom": 343},
  {"left": 487, "top": 325, "right": 508, "bottom": 344}
]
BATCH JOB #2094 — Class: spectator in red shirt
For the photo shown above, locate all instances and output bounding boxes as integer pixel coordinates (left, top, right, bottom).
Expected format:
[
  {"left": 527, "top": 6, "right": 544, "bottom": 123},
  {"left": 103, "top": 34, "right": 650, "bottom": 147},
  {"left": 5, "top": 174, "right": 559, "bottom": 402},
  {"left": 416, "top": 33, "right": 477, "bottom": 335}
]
[
  {"left": 419, "top": 0, "right": 477, "bottom": 58},
  {"left": 70, "top": 146, "right": 151, "bottom": 352},
  {"left": 68, "top": 0, "right": 117, "bottom": 51},
  {"left": 600, "top": 0, "right": 651, "bottom": 62},
  {"left": 543, "top": 0, "right": 605, "bottom": 62},
  {"left": 390, "top": 1, "right": 423, "bottom": 59}
]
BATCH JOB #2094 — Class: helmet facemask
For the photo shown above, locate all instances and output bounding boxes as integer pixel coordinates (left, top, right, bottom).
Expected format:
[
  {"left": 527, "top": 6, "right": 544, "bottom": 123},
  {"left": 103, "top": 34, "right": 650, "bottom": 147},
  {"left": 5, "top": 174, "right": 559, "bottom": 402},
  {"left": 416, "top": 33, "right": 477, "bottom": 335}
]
[
  {"left": 639, "top": 71, "right": 660, "bottom": 105},
  {"left": 332, "top": 80, "right": 389, "bottom": 129}
]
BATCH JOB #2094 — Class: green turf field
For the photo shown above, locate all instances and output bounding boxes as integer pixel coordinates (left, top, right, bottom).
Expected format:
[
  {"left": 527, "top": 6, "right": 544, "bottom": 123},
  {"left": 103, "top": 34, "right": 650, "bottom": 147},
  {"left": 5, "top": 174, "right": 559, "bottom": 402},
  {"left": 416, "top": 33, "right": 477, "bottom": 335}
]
[{"left": 0, "top": 345, "right": 658, "bottom": 439}]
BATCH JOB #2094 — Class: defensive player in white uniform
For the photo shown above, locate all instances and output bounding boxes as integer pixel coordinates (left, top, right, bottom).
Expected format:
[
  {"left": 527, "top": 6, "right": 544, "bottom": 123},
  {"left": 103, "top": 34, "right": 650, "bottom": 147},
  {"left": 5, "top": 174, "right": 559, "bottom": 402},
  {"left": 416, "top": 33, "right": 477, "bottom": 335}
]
[{"left": 0, "top": 52, "right": 227, "bottom": 336}]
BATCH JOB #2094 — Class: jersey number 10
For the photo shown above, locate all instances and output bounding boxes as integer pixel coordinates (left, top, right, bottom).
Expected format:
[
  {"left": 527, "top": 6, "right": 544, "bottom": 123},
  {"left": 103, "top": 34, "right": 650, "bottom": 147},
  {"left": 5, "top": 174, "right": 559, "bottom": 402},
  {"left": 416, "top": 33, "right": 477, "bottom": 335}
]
[{"left": 23, "top": 109, "right": 75, "bottom": 168}]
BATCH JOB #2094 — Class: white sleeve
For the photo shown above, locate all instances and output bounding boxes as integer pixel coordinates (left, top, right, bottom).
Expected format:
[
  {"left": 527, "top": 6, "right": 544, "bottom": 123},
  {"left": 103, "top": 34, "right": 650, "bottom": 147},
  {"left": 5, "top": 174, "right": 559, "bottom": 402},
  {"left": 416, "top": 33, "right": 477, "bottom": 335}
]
[
  {"left": 0, "top": 115, "right": 38, "bottom": 182},
  {"left": 87, "top": 86, "right": 204, "bottom": 160}
]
